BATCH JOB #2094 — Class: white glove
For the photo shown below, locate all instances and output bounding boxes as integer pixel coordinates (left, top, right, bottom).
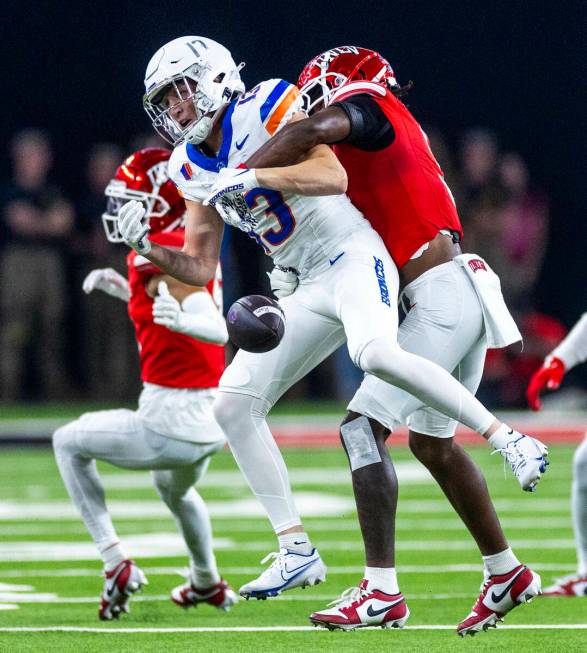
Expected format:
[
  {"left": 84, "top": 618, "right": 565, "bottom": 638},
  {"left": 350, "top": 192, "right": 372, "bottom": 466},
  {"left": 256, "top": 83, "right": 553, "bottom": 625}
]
[
  {"left": 203, "top": 168, "right": 258, "bottom": 207},
  {"left": 118, "top": 200, "right": 151, "bottom": 254},
  {"left": 152, "top": 281, "right": 185, "bottom": 333},
  {"left": 267, "top": 266, "right": 299, "bottom": 298},
  {"left": 152, "top": 281, "right": 228, "bottom": 344},
  {"left": 82, "top": 268, "right": 130, "bottom": 302}
]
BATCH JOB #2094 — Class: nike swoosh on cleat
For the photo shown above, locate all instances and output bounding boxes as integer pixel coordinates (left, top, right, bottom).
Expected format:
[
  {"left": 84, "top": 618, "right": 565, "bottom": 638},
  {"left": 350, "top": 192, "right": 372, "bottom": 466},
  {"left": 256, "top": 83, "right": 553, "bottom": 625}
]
[
  {"left": 490, "top": 567, "right": 526, "bottom": 603},
  {"left": 329, "top": 252, "right": 345, "bottom": 266},
  {"left": 366, "top": 598, "right": 404, "bottom": 617},
  {"left": 282, "top": 559, "right": 318, "bottom": 578},
  {"left": 235, "top": 135, "right": 250, "bottom": 150}
]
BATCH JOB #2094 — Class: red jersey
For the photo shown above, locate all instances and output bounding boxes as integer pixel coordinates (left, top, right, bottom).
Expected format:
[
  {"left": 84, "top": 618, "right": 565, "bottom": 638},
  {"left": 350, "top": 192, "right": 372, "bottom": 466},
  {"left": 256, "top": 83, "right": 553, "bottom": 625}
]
[
  {"left": 331, "top": 81, "right": 463, "bottom": 269},
  {"left": 127, "top": 230, "right": 225, "bottom": 389}
]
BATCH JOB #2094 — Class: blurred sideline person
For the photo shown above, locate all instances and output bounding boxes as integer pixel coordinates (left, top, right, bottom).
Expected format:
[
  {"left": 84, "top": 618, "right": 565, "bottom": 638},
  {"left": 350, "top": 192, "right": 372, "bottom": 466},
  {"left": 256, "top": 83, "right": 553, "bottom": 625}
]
[
  {"left": 120, "top": 37, "right": 545, "bottom": 629},
  {"left": 217, "top": 46, "right": 546, "bottom": 634},
  {"left": 528, "top": 312, "right": 587, "bottom": 597},
  {"left": 52, "top": 148, "right": 237, "bottom": 620},
  {"left": 0, "top": 129, "right": 73, "bottom": 400}
]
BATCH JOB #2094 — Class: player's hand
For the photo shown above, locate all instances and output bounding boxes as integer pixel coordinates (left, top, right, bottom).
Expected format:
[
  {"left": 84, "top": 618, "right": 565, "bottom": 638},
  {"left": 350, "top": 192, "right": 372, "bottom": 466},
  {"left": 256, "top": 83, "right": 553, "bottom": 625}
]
[
  {"left": 203, "top": 168, "right": 258, "bottom": 207},
  {"left": 153, "top": 281, "right": 187, "bottom": 333},
  {"left": 118, "top": 200, "right": 151, "bottom": 255},
  {"left": 526, "top": 356, "right": 566, "bottom": 411},
  {"left": 267, "top": 266, "right": 299, "bottom": 298},
  {"left": 82, "top": 268, "right": 130, "bottom": 302}
]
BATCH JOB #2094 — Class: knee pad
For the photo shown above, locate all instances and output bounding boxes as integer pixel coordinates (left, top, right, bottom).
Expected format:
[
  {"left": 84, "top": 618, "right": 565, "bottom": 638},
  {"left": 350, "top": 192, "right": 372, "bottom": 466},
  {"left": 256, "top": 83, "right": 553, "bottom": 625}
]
[
  {"left": 52, "top": 422, "right": 78, "bottom": 457},
  {"left": 340, "top": 415, "right": 382, "bottom": 471}
]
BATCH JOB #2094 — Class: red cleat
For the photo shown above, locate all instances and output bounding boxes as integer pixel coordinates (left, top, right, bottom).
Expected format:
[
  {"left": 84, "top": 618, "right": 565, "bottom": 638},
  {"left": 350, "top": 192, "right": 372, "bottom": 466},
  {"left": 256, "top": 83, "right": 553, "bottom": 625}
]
[
  {"left": 171, "top": 578, "right": 238, "bottom": 611},
  {"left": 99, "top": 560, "right": 147, "bottom": 621},
  {"left": 457, "top": 564, "right": 541, "bottom": 636},
  {"left": 309, "top": 579, "right": 409, "bottom": 631},
  {"left": 543, "top": 574, "right": 587, "bottom": 597}
]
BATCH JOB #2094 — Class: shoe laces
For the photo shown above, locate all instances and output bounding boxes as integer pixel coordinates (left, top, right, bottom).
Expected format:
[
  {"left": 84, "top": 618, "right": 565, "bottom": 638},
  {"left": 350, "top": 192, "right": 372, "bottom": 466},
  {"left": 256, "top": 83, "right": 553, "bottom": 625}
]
[
  {"left": 491, "top": 437, "right": 528, "bottom": 476},
  {"left": 327, "top": 585, "right": 369, "bottom": 608},
  {"left": 257, "top": 549, "right": 287, "bottom": 580}
]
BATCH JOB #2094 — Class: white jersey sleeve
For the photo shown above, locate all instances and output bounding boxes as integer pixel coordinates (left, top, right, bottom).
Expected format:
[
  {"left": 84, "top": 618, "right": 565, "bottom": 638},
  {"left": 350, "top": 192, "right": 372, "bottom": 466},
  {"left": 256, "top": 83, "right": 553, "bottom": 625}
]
[
  {"left": 551, "top": 312, "right": 587, "bottom": 370},
  {"left": 169, "top": 78, "right": 369, "bottom": 274}
]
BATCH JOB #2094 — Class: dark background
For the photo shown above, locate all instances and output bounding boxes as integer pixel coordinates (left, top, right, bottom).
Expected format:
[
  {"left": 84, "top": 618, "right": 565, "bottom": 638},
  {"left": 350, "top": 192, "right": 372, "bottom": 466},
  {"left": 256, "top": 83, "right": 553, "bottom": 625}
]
[{"left": 1, "top": 0, "right": 585, "bottom": 321}]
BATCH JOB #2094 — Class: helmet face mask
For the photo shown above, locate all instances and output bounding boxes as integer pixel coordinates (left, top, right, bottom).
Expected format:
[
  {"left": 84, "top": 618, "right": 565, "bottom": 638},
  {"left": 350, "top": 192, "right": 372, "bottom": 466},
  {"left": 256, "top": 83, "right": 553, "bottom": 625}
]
[
  {"left": 143, "top": 36, "right": 245, "bottom": 146},
  {"left": 102, "top": 148, "right": 185, "bottom": 243}
]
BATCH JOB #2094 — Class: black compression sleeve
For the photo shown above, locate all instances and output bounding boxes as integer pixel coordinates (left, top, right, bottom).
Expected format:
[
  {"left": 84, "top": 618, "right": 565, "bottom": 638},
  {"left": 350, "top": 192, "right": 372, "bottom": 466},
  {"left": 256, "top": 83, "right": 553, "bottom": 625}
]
[{"left": 333, "top": 94, "right": 395, "bottom": 151}]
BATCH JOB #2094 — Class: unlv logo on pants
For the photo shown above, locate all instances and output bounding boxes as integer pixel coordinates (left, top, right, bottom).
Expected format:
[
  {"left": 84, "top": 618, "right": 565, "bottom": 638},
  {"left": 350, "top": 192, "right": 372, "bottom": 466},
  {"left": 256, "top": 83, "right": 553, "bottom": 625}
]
[{"left": 468, "top": 259, "right": 487, "bottom": 273}]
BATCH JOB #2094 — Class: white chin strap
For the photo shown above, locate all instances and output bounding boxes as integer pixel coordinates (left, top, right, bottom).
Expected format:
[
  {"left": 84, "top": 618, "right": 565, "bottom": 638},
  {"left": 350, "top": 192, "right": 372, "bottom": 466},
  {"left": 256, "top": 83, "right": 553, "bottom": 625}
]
[{"left": 185, "top": 116, "right": 214, "bottom": 145}]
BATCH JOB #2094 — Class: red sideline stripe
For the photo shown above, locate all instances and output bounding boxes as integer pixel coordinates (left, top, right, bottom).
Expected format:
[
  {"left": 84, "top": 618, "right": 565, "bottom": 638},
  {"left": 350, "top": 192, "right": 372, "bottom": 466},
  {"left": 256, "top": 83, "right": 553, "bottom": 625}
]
[{"left": 273, "top": 426, "right": 586, "bottom": 448}]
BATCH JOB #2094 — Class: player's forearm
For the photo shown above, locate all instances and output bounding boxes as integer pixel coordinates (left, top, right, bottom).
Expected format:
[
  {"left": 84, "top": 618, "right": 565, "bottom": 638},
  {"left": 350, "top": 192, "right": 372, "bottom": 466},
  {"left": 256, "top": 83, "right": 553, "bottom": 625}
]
[
  {"left": 146, "top": 243, "right": 215, "bottom": 287},
  {"left": 551, "top": 313, "right": 587, "bottom": 370},
  {"left": 246, "top": 122, "right": 321, "bottom": 168},
  {"left": 255, "top": 156, "right": 347, "bottom": 196}
]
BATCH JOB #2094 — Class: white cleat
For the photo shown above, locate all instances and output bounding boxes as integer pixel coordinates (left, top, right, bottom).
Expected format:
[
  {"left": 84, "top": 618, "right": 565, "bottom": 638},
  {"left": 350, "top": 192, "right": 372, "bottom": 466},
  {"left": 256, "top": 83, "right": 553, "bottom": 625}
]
[
  {"left": 99, "top": 560, "right": 147, "bottom": 621},
  {"left": 492, "top": 432, "right": 549, "bottom": 491},
  {"left": 239, "top": 547, "right": 327, "bottom": 599}
]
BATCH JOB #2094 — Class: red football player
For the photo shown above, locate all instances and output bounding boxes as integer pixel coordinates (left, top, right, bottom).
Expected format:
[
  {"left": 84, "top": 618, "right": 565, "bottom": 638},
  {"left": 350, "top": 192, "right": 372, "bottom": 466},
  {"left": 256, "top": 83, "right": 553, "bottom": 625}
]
[
  {"left": 244, "top": 46, "right": 545, "bottom": 634},
  {"left": 52, "top": 148, "right": 237, "bottom": 620},
  {"left": 528, "top": 312, "right": 587, "bottom": 597}
]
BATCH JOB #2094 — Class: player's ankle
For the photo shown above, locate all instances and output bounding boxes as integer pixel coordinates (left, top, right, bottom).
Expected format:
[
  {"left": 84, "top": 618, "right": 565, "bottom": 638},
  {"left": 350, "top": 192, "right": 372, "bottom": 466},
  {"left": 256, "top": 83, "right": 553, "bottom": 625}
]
[
  {"left": 364, "top": 566, "right": 399, "bottom": 594},
  {"left": 101, "top": 542, "right": 126, "bottom": 572},
  {"left": 190, "top": 562, "right": 221, "bottom": 589},
  {"left": 482, "top": 547, "right": 520, "bottom": 576},
  {"left": 278, "top": 531, "right": 313, "bottom": 555}
]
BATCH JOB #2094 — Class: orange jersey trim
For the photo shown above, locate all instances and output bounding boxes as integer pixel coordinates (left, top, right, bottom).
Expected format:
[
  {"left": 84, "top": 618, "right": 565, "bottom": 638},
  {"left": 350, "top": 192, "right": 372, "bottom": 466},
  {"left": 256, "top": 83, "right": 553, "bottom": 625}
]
[{"left": 265, "top": 87, "right": 300, "bottom": 136}]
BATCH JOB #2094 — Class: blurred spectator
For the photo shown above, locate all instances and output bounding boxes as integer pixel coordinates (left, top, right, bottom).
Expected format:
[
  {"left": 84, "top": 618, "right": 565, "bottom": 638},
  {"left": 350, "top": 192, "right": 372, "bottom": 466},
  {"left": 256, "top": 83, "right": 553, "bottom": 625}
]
[
  {"left": 75, "top": 144, "right": 140, "bottom": 401},
  {"left": 496, "top": 152, "right": 548, "bottom": 311},
  {"left": 0, "top": 129, "right": 73, "bottom": 400}
]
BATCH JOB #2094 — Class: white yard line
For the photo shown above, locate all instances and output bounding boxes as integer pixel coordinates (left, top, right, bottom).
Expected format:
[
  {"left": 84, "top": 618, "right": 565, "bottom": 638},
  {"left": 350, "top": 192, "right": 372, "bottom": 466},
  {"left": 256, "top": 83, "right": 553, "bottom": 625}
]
[{"left": 1, "top": 625, "right": 587, "bottom": 633}]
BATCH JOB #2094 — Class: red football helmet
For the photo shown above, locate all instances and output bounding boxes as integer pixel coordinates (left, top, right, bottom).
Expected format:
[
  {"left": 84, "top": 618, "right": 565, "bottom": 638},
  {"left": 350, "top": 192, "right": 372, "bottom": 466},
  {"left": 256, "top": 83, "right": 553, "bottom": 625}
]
[
  {"left": 297, "top": 46, "right": 398, "bottom": 113},
  {"left": 102, "top": 147, "right": 185, "bottom": 242}
]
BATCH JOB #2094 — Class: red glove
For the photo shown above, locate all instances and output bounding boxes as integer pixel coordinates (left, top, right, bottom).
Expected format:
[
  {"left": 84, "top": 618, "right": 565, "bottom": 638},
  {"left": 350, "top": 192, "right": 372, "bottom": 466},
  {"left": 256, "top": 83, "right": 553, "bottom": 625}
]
[{"left": 526, "top": 356, "right": 566, "bottom": 411}]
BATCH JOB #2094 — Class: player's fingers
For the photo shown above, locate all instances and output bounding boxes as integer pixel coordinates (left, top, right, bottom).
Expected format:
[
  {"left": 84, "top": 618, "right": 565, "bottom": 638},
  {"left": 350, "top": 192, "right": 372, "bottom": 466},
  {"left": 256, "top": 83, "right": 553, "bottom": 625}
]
[
  {"left": 158, "top": 281, "right": 170, "bottom": 297},
  {"left": 82, "top": 271, "right": 100, "bottom": 293}
]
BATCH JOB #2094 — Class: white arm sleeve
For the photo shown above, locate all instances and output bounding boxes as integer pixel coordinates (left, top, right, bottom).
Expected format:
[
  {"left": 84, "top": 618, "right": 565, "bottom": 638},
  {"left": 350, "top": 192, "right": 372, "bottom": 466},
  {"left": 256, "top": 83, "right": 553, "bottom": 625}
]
[
  {"left": 179, "top": 291, "right": 229, "bottom": 345},
  {"left": 551, "top": 312, "right": 587, "bottom": 370}
]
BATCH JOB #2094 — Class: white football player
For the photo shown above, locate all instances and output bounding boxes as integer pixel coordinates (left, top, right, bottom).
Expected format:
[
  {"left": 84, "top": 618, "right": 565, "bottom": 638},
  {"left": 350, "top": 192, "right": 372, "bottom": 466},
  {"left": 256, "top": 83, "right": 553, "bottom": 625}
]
[
  {"left": 118, "top": 36, "right": 545, "bottom": 603},
  {"left": 53, "top": 148, "right": 237, "bottom": 620},
  {"left": 527, "top": 312, "right": 587, "bottom": 597}
]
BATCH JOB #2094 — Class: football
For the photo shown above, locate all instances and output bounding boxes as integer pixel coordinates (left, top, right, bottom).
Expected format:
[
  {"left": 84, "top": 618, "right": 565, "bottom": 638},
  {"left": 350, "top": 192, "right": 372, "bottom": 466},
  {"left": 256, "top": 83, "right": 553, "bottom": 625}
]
[{"left": 226, "top": 295, "right": 286, "bottom": 353}]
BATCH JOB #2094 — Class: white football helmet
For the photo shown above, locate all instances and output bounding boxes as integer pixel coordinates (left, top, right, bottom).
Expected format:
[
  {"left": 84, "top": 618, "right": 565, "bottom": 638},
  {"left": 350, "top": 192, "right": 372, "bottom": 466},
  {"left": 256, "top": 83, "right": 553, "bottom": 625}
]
[{"left": 143, "top": 36, "right": 245, "bottom": 146}]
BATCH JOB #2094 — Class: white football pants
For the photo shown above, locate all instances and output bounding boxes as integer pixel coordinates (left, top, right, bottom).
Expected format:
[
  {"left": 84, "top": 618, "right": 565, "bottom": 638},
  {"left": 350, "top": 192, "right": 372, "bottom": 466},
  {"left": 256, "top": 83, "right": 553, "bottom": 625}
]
[
  {"left": 573, "top": 435, "right": 587, "bottom": 575},
  {"left": 53, "top": 409, "right": 223, "bottom": 582},
  {"left": 214, "top": 229, "right": 496, "bottom": 532},
  {"left": 349, "top": 260, "right": 487, "bottom": 437}
]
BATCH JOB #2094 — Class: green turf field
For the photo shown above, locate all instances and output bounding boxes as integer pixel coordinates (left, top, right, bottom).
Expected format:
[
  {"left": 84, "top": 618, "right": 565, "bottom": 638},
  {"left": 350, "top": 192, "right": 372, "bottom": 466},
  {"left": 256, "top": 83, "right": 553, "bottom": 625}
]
[{"left": 0, "top": 442, "right": 585, "bottom": 652}]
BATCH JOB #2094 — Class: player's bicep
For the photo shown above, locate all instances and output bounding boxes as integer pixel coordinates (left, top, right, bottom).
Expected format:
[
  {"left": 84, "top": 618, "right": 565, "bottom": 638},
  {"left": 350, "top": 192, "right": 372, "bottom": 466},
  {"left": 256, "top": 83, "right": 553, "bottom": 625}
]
[{"left": 333, "top": 94, "right": 395, "bottom": 151}]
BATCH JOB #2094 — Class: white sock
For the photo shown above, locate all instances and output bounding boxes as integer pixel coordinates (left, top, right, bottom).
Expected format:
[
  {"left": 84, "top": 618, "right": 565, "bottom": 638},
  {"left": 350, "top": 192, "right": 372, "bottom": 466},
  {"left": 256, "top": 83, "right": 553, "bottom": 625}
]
[
  {"left": 364, "top": 567, "right": 399, "bottom": 594},
  {"left": 488, "top": 424, "right": 516, "bottom": 450},
  {"left": 278, "top": 531, "right": 313, "bottom": 555},
  {"left": 100, "top": 542, "right": 126, "bottom": 572},
  {"left": 482, "top": 547, "right": 520, "bottom": 576},
  {"left": 190, "top": 561, "right": 221, "bottom": 589}
]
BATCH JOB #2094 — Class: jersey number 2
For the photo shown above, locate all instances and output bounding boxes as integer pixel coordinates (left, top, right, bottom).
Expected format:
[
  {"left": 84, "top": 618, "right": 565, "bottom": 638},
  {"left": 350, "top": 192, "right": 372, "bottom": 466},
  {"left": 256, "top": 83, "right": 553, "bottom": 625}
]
[{"left": 245, "top": 189, "right": 296, "bottom": 246}]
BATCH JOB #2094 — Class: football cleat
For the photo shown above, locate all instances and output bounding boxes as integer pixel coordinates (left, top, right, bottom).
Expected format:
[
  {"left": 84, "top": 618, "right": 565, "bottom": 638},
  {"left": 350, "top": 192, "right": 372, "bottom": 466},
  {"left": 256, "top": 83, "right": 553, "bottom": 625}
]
[
  {"left": 239, "top": 547, "right": 326, "bottom": 599},
  {"left": 457, "top": 564, "right": 541, "bottom": 636},
  {"left": 171, "top": 578, "right": 238, "bottom": 611},
  {"left": 309, "top": 579, "right": 409, "bottom": 631},
  {"left": 542, "top": 574, "right": 587, "bottom": 597},
  {"left": 99, "top": 560, "right": 147, "bottom": 621},
  {"left": 492, "top": 432, "right": 549, "bottom": 491}
]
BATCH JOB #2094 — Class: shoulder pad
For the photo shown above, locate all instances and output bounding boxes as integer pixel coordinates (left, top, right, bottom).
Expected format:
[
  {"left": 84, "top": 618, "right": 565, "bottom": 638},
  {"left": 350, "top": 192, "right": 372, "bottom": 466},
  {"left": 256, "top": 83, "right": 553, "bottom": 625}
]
[{"left": 239, "top": 79, "right": 301, "bottom": 136}]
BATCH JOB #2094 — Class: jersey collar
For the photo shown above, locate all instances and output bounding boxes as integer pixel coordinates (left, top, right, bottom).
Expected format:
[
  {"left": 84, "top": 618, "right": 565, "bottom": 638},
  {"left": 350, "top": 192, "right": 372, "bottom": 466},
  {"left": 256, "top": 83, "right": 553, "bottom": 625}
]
[{"left": 185, "top": 100, "right": 237, "bottom": 172}]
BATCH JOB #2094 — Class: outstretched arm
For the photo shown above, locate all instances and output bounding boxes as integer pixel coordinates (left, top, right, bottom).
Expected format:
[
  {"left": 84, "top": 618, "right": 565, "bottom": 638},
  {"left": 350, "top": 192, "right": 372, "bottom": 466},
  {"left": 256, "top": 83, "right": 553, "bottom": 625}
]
[{"left": 245, "top": 107, "right": 352, "bottom": 168}]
